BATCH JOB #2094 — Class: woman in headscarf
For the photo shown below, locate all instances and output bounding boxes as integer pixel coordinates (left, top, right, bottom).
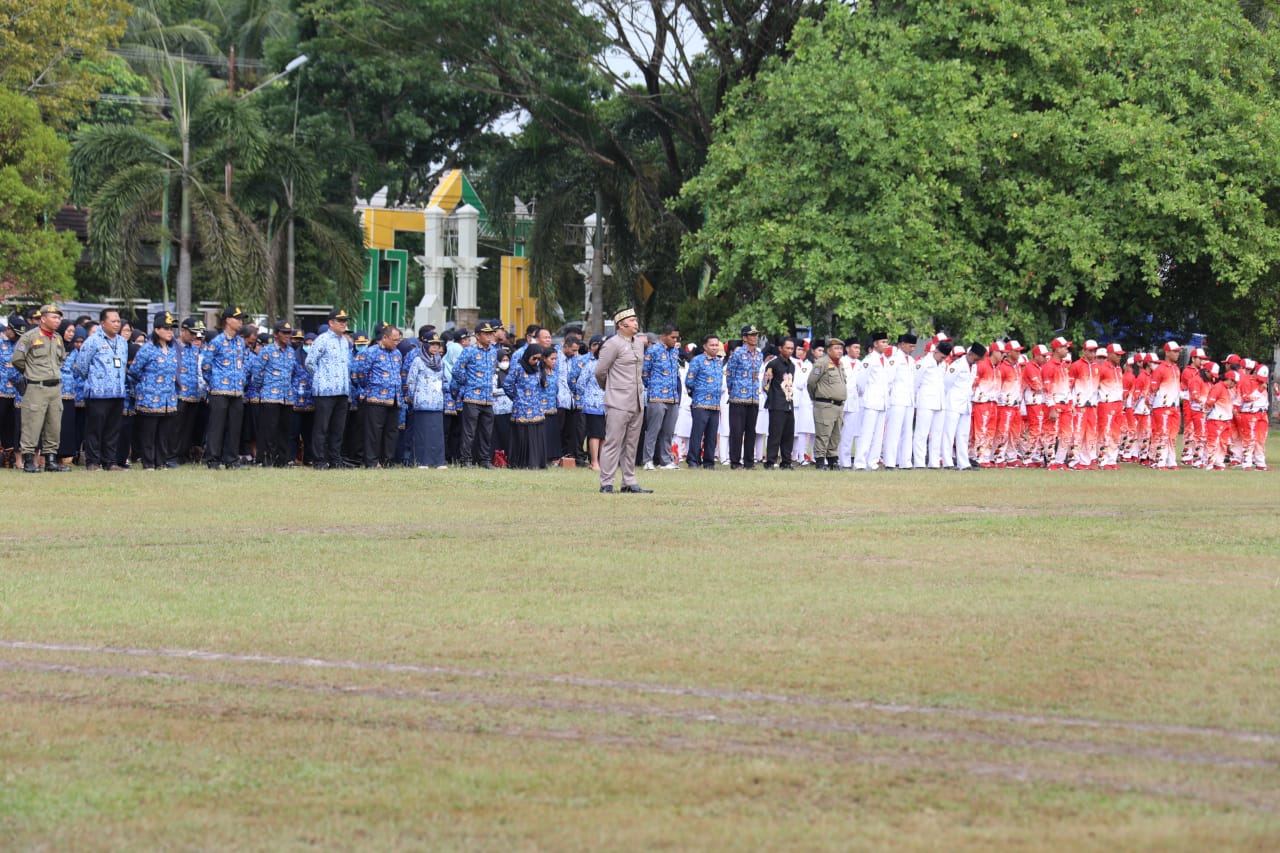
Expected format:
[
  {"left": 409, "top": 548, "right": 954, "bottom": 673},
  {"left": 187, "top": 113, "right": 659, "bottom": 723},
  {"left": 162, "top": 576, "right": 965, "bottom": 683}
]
[
  {"left": 405, "top": 332, "right": 450, "bottom": 468},
  {"left": 56, "top": 323, "right": 85, "bottom": 467},
  {"left": 502, "top": 343, "right": 547, "bottom": 469},
  {"left": 128, "top": 312, "right": 179, "bottom": 469}
]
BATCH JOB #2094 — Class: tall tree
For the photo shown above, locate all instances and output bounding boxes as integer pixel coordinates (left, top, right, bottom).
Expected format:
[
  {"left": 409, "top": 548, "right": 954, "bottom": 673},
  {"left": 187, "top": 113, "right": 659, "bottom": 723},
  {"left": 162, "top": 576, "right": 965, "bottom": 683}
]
[
  {"left": 684, "top": 0, "right": 1280, "bottom": 349},
  {"left": 71, "top": 60, "right": 270, "bottom": 314},
  {"left": 0, "top": 0, "right": 131, "bottom": 127},
  {"left": 0, "top": 90, "right": 81, "bottom": 299}
]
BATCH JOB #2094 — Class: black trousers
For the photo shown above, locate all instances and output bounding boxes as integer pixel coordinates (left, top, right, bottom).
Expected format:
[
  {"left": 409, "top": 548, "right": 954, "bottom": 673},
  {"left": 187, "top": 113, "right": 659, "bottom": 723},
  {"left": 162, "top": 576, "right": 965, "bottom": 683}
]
[
  {"left": 57, "top": 399, "right": 80, "bottom": 458},
  {"left": 205, "top": 394, "right": 244, "bottom": 465},
  {"left": 445, "top": 413, "right": 462, "bottom": 462},
  {"left": 170, "top": 400, "right": 202, "bottom": 463},
  {"left": 84, "top": 398, "right": 124, "bottom": 467},
  {"left": 728, "top": 401, "right": 759, "bottom": 468},
  {"left": 766, "top": 408, "right": 795, "bottom": 465},
  {"left": 293, "top": 410, "right": 314, "bottom": 463},
  {"left": 312, "top": 395, "right": 348, "bottom": 466},
  {"left": 363, "top": 404, "right": 398, "bottom": 465},
  {"left": 572, "top": 410, "right": 588, "bottom": 462},
  {"left": 257, "top": 403, "right": 291, "bottom": 466},
  {"left": 687, "top": 407, "right": 720, "bottom": 468},
  {"left": 461, "top": 402, "right": 494, "bottom": 465},
  {"left": 135, "top": 413, "right": 174, "bottom": 468},
  {"left": 0, "top": 396, "right": 17, "bottom": 450}
]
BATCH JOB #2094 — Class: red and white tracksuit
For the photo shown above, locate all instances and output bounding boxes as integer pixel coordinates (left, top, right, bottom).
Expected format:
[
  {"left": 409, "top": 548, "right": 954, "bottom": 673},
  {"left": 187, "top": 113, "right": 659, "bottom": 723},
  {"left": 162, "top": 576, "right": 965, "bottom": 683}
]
[
  {"left": 971, "top": 357, "right": 1000, "bottom": 465},
  {"left": 1179, "top": 364, "right": 1200, "bottom": 462},
  {"left": 995, "top": 358, "right": 1021, "bottom": 465},
  {"left": 1203, "top": 382, "right": 1236, "bottom": 469},
  {"left": 1042, "top": 357, "right": 1072, "bottom": 466},
  {"left": 1148, "top": 360, "right": 1181, "bottom": 468},
  {"left": 1021, "top": 360, "right": 1048, "bottom": 466},
  {"left": 1183, "top": 371, "right": 1207, "bottom": 466},
  {"left": 1234, "top": 374, "right": 1267, "bottom": 468},
  {"left": 1096, "top": 360, "right": 1125, "bottom": 467},
  {"left": 1068, "top": 357, "right": 1099, "bottom": 467},
  {"left": 1130, "top": 369, "right": 1152, "bottom": 462}
]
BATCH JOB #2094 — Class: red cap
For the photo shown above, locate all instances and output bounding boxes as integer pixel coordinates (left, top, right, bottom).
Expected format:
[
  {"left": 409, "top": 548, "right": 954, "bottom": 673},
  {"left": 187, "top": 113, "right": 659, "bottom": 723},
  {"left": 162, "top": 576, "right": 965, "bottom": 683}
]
[
  {"left": 1082, "top": 339, "right": 1099, "bottom": 350},
  {"left": 1243, "top": 358, "right": 1257, "bottom": 371},
  {"left": 1226, "top": 353, "right": 1242, "bottom": 365},
  {"left": 1255, "top": 365, "right": 1269, "bottom": 379},
  {"left": 990, "top": 340, "right": 1004, "bottom": 353},
  {"left": 1190, "top": 347, "right": 1208, "bottom": 360},
  {"left": 1225, "top": 370, "right": 1241, "bottom": 383},
  {"left": 1007, "top": 339, "right": 1025, "bottom": 352},
  {"left": 1206, "top": 362, "right": 1220, "bottom": 376},
  {"left": 1163, "top": 341, "right": 1181, "bottom": 353},
  {"left": 1050, "top": 336, "right": 1072, "bottom": 349},
  {"left": 1105, "top": 342, "right": 1126, "bottom": 356},
  {"left": 1030, "top": 344, "right": 1050, "bottom": 357}
]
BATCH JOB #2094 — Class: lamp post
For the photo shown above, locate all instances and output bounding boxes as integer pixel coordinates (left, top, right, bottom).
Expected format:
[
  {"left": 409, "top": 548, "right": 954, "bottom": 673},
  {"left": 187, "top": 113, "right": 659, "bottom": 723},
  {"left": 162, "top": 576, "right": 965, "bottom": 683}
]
[{"left": 224, "top": 54, "right": 308, "bottom": 199}]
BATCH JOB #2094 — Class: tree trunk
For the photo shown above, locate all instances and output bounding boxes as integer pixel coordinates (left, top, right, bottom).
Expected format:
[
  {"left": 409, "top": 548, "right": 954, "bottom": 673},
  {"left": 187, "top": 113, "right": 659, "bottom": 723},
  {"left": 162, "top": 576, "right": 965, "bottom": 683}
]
[{"left": 286, "top": 209, "right": 297, "bottom": 325}]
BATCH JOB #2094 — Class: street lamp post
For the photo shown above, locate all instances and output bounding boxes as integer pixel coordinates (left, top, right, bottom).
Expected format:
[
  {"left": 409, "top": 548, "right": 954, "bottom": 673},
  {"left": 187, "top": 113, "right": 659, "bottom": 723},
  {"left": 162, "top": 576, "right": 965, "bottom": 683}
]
[{"left": 224, "top": 54, "right": 308, "bottom": 199}]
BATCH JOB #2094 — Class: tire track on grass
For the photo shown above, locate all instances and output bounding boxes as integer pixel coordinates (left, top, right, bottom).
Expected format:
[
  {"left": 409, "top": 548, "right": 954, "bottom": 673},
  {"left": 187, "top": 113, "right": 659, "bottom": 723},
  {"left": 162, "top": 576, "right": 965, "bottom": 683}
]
[
  {"left": 3, "top": 656, "right": 1278, "bottom": 816},
  {"left": 4, "top": 639, "right": 1277, "bottom": 746},
  {"left": 2, "top": 679, "right": 1276, "bottom": 816}
]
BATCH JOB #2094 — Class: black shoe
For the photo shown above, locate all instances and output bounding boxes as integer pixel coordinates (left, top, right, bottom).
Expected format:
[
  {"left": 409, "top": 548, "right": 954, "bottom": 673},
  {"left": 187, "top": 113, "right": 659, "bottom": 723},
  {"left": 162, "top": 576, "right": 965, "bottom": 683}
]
[
  {"left": 44, "top": 455, "right": 71, "bottom": 472},
  {"left": 479, "top": 461, "right": 495, "bottom": 470},
  {"left": 313, "top": 462, "right": 329, "bottom": 471},
  {"left": 227, "top": 461, "right": 243, "bottom": 470},
  {"left": 164, "top": 461, "right": 178, "bottom": 469},
  {"left": 206, "top": 461, "right": 220, "bottom": 470},
  {"left": 730, "top": 463, "right": 742, "bottom": 470},
  {"left": 600, "top": 485, "right": 614, "bottom": 493},
  {"left": 22, "top": 454, "right": 38, "bottom": 473},
  {"left": 620, "top": 484, "right": 653, "bottom": 493}
]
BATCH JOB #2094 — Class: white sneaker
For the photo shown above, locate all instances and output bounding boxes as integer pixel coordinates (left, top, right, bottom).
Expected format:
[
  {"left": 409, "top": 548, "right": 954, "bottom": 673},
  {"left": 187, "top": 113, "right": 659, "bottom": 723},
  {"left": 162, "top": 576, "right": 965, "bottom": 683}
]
[
  {"left": 643, "top": 462, "right": 655, "bottom": 471},
  {"left": 660, "top": 462, "right": 679, "bottom": 470},
  {"left": 417, "top": 465, "right": 431, "bottom": 469},
  {"left": 436, "top": 465, "right": 448, "bottom": 470}
]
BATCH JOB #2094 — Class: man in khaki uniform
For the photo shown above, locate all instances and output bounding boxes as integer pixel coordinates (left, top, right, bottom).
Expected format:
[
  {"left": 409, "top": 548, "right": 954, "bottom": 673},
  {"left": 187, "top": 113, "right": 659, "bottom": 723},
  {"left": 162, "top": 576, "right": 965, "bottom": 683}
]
[
  {"left": 595, "top": 307, "right": 651, "bottom": 493},
  {"left": 11, "top": 304, "right": 70, "bottom": 473},
  {"left": 807, "top": 337, "right": 848, "bottom": 470}
]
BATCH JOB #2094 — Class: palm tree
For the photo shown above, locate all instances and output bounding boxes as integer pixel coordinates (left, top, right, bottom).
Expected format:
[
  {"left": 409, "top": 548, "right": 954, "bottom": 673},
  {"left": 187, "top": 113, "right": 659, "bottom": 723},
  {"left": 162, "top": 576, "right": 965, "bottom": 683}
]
[
  {"left": 242, "top": 136, "right": 365, "bottom": 323},
  {"left": 70, "top": 58, "right": 270, "bottom": 315}
]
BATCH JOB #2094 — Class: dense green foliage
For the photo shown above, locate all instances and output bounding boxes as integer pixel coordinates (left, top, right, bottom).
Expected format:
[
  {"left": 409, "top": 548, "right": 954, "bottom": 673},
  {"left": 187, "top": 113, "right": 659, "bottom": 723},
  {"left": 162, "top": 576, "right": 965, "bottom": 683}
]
[
  {"left": 0, "top": 91, "right": 81, "bottom": 298},
  {"left": 685, "top": 0, "right": 1280, "bottom": 351}
]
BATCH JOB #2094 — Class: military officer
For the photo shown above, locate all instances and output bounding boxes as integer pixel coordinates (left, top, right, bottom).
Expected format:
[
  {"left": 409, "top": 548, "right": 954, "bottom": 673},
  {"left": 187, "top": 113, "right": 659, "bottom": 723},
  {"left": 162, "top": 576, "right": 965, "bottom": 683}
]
[
  {"left": 807, "top": 337, "right": 848, "bottom": 470},
  {"left": 11, "top": 304, "right": 69, "bottom": 472}
]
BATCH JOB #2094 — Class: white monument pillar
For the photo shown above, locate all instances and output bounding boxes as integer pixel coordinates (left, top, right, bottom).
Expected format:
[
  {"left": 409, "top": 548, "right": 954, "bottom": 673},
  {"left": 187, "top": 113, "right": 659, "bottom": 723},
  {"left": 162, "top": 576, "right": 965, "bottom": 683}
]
[
  {"left": 453, "top": 203, "right": 486, "bottom": 330},
  {"left": 413, "top": 205, "right": 450, "bottom": 332}
]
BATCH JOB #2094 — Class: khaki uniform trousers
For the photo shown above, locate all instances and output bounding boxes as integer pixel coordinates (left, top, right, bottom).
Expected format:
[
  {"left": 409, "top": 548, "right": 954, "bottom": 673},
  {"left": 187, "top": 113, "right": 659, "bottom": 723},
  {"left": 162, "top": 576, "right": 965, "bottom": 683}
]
[{"left": 19, "top": 382, "right": 62, "bottom": 456}]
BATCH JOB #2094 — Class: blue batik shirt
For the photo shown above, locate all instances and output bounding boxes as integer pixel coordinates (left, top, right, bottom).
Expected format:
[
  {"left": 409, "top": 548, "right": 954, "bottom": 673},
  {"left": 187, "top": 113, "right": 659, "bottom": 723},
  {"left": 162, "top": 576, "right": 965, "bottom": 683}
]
[
  {"left": 358, "top": 344, "right": 402, "bottom": 406},
  {"left": 60, "top": 349, "right": 80, "bottom": 402},
  {"left": 555, "top": 353, "right": 573, "bottom": 409},
  {"left": 250, "top": 342, "right": 294, "bottom": 404},
  {"left": 202, "top": 331, "right": 248, "bottom": 396},
  {"left": 451, "top": 344, "right": 498, "bottom": 405},
  {"left": 128, "top": 343, "right": 179, "bottom": 414},
  {"left": 74, "top": 329, "right": 128, "bottom": 399},
  {"left": 725, "top": 345, "right": 763, "bottom": 404},
  {"left": 405, "top": 354, "right": 449, "bottom": 411},
  {"left": 503, "top": 362, "right": 546, "bottom": 422},
  {"left": 175, "top": 341, "right": 205, "bottom": 402},
  {"left": 570, "top": 353, "right": 605, "bottom": 416},
  {"left": 685, "top": 353, "right": 725, "bottom": 409},
  {"left": 304, "top": 330, "right": 352, "bottom": 397},
  {"left": 0, "top": 338, "right": 18, "bottom": 399},
  {"left": 291, "top": 352, "right": 313, "bottom": 411},
  {"left": 643, "top": 342, "right": 681, "bottom": 404}
]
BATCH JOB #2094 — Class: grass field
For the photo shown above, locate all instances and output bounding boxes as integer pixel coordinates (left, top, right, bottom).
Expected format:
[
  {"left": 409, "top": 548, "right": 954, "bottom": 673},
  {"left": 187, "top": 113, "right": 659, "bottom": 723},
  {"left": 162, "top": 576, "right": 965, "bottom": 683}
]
[{"left": 2, "top": 440, "right": 1279, "bottom": 850}]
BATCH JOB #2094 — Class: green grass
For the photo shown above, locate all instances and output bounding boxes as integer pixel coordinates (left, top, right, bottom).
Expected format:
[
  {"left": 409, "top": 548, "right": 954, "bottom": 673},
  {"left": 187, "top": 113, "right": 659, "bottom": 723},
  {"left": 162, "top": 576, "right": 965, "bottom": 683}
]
[{"left": 2, "top": 442, "right": 1279, "bottom": 850}]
